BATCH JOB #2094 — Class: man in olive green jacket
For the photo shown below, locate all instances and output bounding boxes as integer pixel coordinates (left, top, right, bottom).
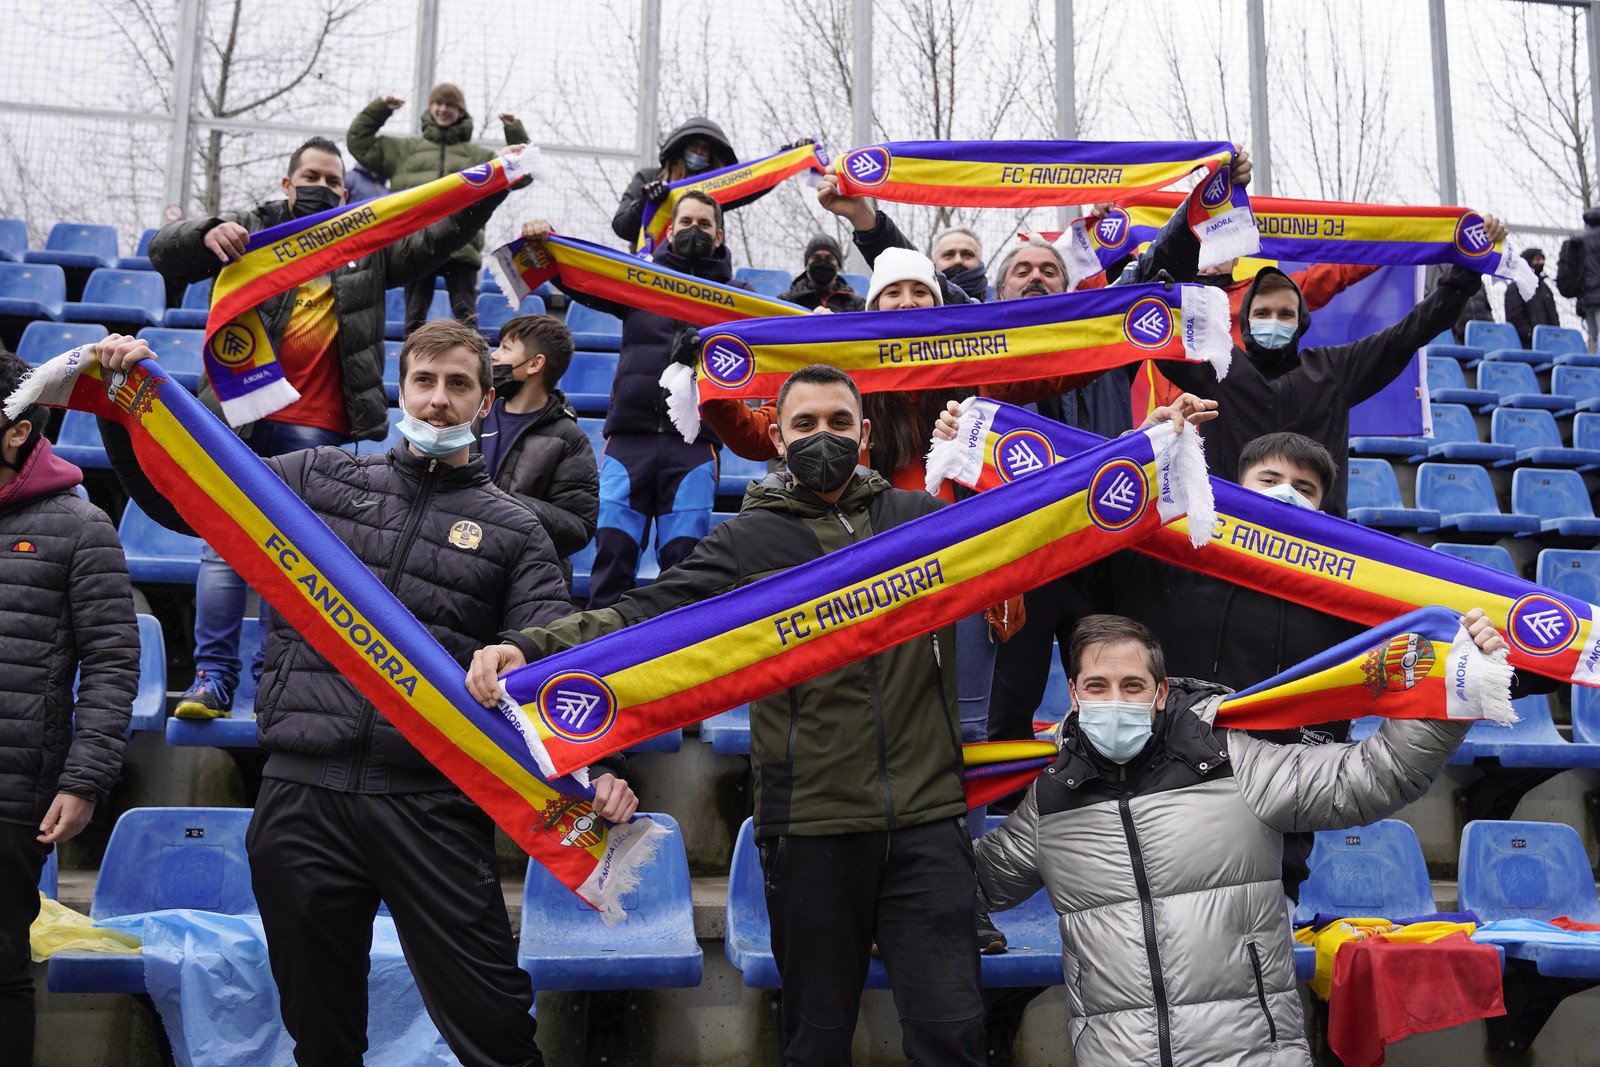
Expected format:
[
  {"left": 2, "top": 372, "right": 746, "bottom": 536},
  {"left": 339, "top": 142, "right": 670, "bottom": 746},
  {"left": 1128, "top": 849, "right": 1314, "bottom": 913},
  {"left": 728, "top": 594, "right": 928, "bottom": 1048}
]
[
  {"left": 468, "top": 364, "right": 984, "bottom": 1067},
  {"left": 348, "top": 83, "right": 528, "bottom": 335}
]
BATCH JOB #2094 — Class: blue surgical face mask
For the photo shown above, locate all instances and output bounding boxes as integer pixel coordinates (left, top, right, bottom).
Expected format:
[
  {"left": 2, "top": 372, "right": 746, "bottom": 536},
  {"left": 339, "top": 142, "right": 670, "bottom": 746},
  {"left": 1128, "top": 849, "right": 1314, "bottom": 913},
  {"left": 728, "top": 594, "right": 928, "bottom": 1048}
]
[
  {"left": 683, "top": 149, "right": 711, "bottom": 173},
  {"left": 1258, "top": 482, "right": 1316, "bottom": 510},
  {"left": 1249, "top": 318, "right": 1297, "bottom": 350},
  {"left": 1075, "top": 694, "right": 1158, "bottom": 764},
  {"left": 399, "top": 411, "right": 477, "bottom": 457}
]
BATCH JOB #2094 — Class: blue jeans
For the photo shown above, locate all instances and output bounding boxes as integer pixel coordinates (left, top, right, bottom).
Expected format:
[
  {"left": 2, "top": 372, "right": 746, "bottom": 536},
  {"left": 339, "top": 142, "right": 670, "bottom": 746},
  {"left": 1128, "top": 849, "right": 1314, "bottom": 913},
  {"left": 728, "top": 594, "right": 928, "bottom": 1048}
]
[
  {"left": 955, "top": 611, "right": 997, "bottom": 838},
  {"left": 192, "top": 421, "right": 348, "bottom": 691}
]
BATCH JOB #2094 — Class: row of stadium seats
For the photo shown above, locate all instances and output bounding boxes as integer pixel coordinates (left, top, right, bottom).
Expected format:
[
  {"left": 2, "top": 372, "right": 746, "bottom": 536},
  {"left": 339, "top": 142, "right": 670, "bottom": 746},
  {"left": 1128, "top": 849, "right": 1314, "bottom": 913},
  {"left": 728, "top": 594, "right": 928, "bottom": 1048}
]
[
  {"left": 1428, "top": 323, "right": 1600, "bottom": 373},
  {"left": 1347, "top": 458, "right": 1600, "bottom": 537},
  {"left": 1426, "top": 356, "right": 1600, "bottom": 416},
  {"left": 1354, "top": 406, "right": 1600, "bottom": 469}
]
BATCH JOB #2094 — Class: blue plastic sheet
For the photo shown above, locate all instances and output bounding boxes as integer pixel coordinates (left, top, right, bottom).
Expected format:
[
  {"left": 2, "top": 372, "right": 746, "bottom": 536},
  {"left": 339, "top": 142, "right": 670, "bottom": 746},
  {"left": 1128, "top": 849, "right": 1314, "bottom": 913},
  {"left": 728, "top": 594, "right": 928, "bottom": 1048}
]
[
  {"left": 1473, "top": 918, "right": 1600, "bottom": 947},
  {"left": 100, "top": 910, "right": 463, "bottom": 1066}
]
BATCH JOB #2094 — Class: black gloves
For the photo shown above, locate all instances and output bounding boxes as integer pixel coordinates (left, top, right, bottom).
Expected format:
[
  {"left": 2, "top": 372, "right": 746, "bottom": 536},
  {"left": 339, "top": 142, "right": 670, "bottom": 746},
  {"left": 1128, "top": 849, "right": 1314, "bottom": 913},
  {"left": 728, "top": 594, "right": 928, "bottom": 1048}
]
[
  {"left": 670, "top": 325, "right": 703, "bottom": 367},
  {"left": 642, "top": 179, "right": 669, "bottom": 203},
  {"left": 779, "top": 137, "right": 818, "bottom": 152}
]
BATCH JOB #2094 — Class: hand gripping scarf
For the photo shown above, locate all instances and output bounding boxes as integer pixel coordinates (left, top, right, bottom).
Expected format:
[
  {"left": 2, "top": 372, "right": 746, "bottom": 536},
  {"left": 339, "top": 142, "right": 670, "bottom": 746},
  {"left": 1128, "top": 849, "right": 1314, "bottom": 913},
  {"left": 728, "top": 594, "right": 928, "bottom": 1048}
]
[
  {"left": 8, "top": 346, "right": 663, "bottom": 923},
  {"left": 494, "top": 422, "right": 1216, "bottom": 780},
  {"left": 927, "top": 397, "right": 1600, "bottom": 688},
  {"left": 204, "top": 150, "right": 542, "bottom": 427},
  {"left": 636, "top": 142, "right": 828, "bottom": 255},
  {"left": 660, "top": 281, "right": 1234, "bottom": 443},
  {"left": 487, "top": 233, "right": 808, "bottom": 326}
]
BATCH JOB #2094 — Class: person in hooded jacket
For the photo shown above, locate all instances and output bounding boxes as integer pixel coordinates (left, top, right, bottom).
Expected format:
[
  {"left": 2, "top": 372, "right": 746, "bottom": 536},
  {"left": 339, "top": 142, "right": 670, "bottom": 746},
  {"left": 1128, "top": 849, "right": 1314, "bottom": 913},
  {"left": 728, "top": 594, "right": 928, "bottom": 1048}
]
[
  {"left": 0, "top": 350, "right": 138, "bottom": 1067},
  {"left": 779, "top": 234, "right": 866, "bottom": 312},
  {"left": 348, "top": 83, "right": 529, "bottom": 335},
  {"left": 1505, "top": 247, "right": 1560, "bottom": 347},
  {"left": 522, "top": 192, "right": 747, "bottom": 608},
  {"left": 1556, "top": 207, "right": 1600, "bottom": 347}
]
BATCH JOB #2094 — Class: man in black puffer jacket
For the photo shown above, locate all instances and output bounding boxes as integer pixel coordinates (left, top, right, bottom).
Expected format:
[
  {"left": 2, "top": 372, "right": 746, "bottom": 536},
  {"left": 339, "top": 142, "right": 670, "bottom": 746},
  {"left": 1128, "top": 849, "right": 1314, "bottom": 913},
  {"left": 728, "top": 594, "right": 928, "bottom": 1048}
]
[
  {"left": 0, "top": 350, "right": 138, "bottom": 1066},
  {"left": 1556, "top": 207, "right": 1600, "bottom": 347},
  {"left": 97, "top": 322, "right": 634, "bottom": 1067},
  {"left": 779, "top": 234, "right": 866, "bottom": 312}
]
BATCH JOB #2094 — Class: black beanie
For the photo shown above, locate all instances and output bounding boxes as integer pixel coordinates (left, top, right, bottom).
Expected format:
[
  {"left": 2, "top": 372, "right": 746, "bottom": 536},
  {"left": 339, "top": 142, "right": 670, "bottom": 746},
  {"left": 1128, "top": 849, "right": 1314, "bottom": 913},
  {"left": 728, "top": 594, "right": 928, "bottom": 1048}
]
[{"left": 803, "top": 233, "right": 844, "bottom": 265}]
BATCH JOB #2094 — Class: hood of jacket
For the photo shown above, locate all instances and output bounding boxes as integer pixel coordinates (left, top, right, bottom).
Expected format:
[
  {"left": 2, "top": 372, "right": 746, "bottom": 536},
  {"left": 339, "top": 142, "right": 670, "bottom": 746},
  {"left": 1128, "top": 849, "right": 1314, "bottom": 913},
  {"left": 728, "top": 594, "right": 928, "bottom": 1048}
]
[
  {"left": 422, "top": 110, "right": 476, "bottom": 146},
  {"left": 659, "top": 117, "right": 737, "bottom": 168},
  {"left": 0, "top": 438, "right": 83, "bottom": 513},
  {"left": 1585, "top": 207, "right": 1600, "bottom": 230},
  {"left": 740, "top": 465, "right": 889, "bottom": 519},
  {"left": 1237, "top": 265, "right": 1312, "bottom": 373},
  {"left": 651, "top": 240, "right": 737, "bottom": 282}
]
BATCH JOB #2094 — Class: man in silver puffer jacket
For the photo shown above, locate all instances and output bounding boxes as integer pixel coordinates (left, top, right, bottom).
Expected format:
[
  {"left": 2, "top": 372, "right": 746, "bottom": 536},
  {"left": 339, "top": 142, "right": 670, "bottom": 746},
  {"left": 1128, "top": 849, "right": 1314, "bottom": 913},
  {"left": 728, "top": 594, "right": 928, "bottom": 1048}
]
[{"left": 976, "top": 611, "right": 1506, "bottom": 1067}]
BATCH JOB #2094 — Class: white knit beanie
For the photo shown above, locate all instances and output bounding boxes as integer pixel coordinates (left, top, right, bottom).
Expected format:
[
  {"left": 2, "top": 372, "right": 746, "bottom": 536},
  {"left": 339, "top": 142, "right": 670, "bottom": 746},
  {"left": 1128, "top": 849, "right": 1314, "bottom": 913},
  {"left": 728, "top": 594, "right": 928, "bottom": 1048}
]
[{"left": 865, "top": 246, "right": 944, "bottom": 309}]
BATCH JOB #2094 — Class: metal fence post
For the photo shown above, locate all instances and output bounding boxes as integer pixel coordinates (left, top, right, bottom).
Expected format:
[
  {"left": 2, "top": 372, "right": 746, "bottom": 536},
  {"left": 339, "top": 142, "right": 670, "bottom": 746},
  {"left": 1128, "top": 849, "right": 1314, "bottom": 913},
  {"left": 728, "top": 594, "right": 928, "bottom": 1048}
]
[
  {"left": 412, "top": 0, "right": 440, "bottom": 134},
  {"left": 162, "top": 0, "right": 203, "bottom": 221},
  {"left": 852, "top": 0, "right": 873, "bottom": 150},
  {"left": 1428, "top": 0, "right": 1458, "bottom": 205},
  {"left": 636, "top": 0, "right": 662, "bottom": 170},
  {"left": 1056, "top": 0, "right": 1074, "bottom": 228},
  {"left": 1246, "top": 0, "right": 1272, "bottom": 196},
  {"left": 1588, "top": 0, "right": 1600, "bottom": 207}
]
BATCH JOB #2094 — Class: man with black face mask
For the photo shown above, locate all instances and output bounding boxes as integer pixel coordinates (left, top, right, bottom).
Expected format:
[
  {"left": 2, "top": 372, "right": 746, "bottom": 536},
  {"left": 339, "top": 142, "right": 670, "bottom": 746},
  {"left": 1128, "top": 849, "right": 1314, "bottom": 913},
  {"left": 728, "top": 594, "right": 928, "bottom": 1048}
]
[
  {"left": 778, "top": 234, "right": 866, "bottom": 312},
  {"left": 147, "top": 134, "right": 512, "bottom": 719},
  {"left": 468, "top": 363, "right": 987, "bottom": 1067},
  {"left": 1505, "top": 246, "right": 1560, "bottom": 347},
  {"left": 932, "top": 227, "right": 989, "bottom": 302}
]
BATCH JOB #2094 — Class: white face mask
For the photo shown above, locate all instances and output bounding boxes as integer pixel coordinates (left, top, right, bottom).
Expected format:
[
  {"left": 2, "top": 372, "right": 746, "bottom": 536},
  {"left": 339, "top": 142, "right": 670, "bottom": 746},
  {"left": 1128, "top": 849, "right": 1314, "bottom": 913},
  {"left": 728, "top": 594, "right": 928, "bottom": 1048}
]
[
  {"left": 398, "top": 411, "right": 476, "bottom": 457},
  {"left": 1075, "top": 695, "right": 1158, "bottom": 764},
  {"left": 1257, "top": 482, "right": 1316, "bottom": 510}
]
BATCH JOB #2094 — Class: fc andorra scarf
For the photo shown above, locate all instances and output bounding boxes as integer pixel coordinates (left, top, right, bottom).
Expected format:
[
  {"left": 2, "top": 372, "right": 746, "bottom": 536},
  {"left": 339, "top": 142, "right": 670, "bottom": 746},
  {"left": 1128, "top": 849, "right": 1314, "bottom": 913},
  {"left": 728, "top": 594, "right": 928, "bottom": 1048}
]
[
  {"left": 636, "top": 142, "right": 827, "bottom": 255},
  {"left": 8, "top": 345, "right": 662, "bottom": 923}
]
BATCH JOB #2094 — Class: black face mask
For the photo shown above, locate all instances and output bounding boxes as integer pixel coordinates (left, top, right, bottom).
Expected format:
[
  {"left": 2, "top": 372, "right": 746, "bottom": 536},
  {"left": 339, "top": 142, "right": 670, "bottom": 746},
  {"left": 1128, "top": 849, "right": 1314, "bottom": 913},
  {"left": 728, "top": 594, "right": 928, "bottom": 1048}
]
[
  {"left": 941, "top": 262, "right": 989, "bottom": 301},
  {"left": 290, "top": 184, "right": 343, "bottom": 219},
  {"left": 806, "top": 260, "right": 839, "bottom": 288},
  {"left": 492, "top": 361, "right": 523, "bottom": 402},
  {"left": 670, "top": 226, "right": 714, "bottom": 262},
  {"left": 784, "top": 430, "right": 859, "bottom": 494}
]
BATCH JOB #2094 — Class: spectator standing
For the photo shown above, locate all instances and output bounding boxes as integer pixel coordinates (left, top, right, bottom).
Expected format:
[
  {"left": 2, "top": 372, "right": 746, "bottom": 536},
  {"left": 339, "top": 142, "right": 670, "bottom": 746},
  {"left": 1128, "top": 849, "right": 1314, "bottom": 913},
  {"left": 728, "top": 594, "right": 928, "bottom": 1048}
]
[
  {"left": 1506, "top": 247, "right": 1559, "bottom": 347},
  {"left": 345, "top": 161, "right": 389, "bottom": 205},
  {"left": 1556, "top": 207, "right": 1600, "bottom": 348},
  {"left": 777, "top": 234, "right": 865, "bottom": 312},
  {"left": 932, "top": 227, "right": 989, "bottom": 302}
]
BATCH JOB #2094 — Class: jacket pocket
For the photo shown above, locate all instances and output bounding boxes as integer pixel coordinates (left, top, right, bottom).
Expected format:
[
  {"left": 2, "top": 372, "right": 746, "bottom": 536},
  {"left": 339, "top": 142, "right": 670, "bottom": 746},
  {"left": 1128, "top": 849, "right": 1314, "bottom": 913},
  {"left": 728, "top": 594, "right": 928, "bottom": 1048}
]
[
  {"left": 756, "top": 835, "right": 787, "bottom": 894},
  {"left": 1246, "top": 940, "right": 1278, "bottom": 1044},
  {"left": 758, "top": 760, "right": 795, "bottom": 831}
]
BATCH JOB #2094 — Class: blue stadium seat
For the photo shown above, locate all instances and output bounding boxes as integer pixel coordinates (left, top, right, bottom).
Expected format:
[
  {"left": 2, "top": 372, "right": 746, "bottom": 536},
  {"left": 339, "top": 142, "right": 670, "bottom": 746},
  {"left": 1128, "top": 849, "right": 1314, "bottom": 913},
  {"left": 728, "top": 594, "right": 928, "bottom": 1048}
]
[
  {"left": 479, "top": 267, "right": 501, "bottom": 294},
  {"left": 15, "top": 321, "right": 107, "bottom": 367},
  {"left": 477, "top": 292, "right": 546, "bottom": 343},
  {"left": 734, "top": 267, "right": 791, "bottom": 297},
  {"left": 1348, "top": 432, "right": 1429, "bottom": 461},
  {"left": 1422, "top": 333, "right": 1485, "bottom": 366},
  {"left": 1551, "top": 365, "right": 1600, "bottom": 414},
  {"left": 0, "top": 262, "right": 67, "bottom": 321},
  {"left": 1531, "top": 325, "right": 1600, "bottom": 370},
  {"left": 135, "top": 326, "right": 206, "bottom": 391},
  {"left": 1413, "top": 462, "right": 1539, "bottom": 536},
  {"left": 23, "top": 222, "right": 118, "bottom": 271},
  {"left": 1293, "top": 820, "right": 1436, "bottom": 925},
  {"left": 61, "top": 269, "right": 166, "bottom": 327},
  {"left": 718, "top": 451, "right": 768, "bottom": 497},
  {"left": 577, "top": 416, "right": 605, "bottom": 463},
  {"left": 166, "top": 617, "right": 262, "bottom": 748},
  {"left": 383, "top": 287, "right": 451, "bottom": 340},
  {"left": 726, "top": 816, "right": 1066, "bottom": 989},
  {"left": 1431, "top": 542, "right": 1516, "bottom": 574},
  {"left": 164, "top": 278, "right": 211, "bottom": 329},
  {"left": 0, "top": 218, "right": 26, "bottom": 263},
  {"left": 700, "top": 704, "right": 750, "bottom": 754},
  {"left": 1459, "top": 820, "right": 1600, "bottom": 960},
  {"left": 1511, "top": 468, "right": 1600, "bottom": 538},
  {"left": 52, "top": 410, "right": 108, "bottom": 470},
  {"left": 1536, "top": 548, "right": 1600, "bottom": 605},
  {"left": 563, "top": 351, "right": 617, "bottom": 414},
  {"left": 567, "top": 536, "right": 660, "bottom": 601},
  {"left": 840, "top": 272, "right": 869, "bottom": 297},
  {"left": 626, "top": 729, "right": 683, "bottom": 753},
  {"left": 1573, "top": 412, "right": 1600, "bottom": 453},
  {"left": 117, "top": 228, "right": 159, "bottom": 271},
  {"left": 47, "top": 807, "right": 256, "bottom": 993},
  {"left": 1468, "top": 320, "right": 1545, "bottom": 366},
  {"left": 358, "top": 408, "right": 406, "bottom": 455},
  {"left": 1572, "top": 684, "right": 1600, "bottom": 744},
  {"left": 1492, "top": 408, "right": 1600, "bottom": 470},
  {"left": 1477, "top": 362, "right": 1571, "bottom": 413},
  {"left": 1426, "top": 356, "right": 1497, "bottom": 408},
  {"left": 517, "top": 812, "right": 701, "bottom": 990},
  {"left": 117, "top": 498, "right": 203, "bottom": 584},
  {"left": 127, "top": 613, "right": 168, "bottom": 732},
  {"left": 1345, "top": 458, "right": 1441, "bottom": 530},
  {"left": 1423, "top": 403, "right": 1512, "bottom": 465},
  {"left": 383, "top": 339, "right": 402, "bottom": 403},
  {"left": 1462, "top": 694, "right": 1600, "bottom": 769},
  {"left": 1039, "top": 654, "right": 1072, "bottom": 726},
  {"left": 38, "top": 849, "right": 56, "bottom": 899},
  {"left": 565, "top": 302, "right": 623, "bottom": 351}
]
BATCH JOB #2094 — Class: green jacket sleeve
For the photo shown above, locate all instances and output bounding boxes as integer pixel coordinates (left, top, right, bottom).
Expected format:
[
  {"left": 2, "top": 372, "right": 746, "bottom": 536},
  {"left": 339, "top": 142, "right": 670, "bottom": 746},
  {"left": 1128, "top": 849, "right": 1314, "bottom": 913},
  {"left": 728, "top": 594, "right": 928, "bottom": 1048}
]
[
  {"left": 347, "top": 97, "right": 407, "bottom": 179},
  {"left": 503, "top": 117, "right": 529, "bottom": 145}
]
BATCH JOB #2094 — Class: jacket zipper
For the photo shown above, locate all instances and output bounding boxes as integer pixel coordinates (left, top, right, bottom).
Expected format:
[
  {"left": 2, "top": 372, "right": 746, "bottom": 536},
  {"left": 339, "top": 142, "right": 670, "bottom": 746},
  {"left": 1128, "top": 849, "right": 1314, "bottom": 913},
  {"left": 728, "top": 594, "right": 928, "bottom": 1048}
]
[
  {"left": 1247, "top": 940, "right": 1278, "bottom": 1043},
  {"left": 834, "top": 502, "right": 894, "bottom": 827},
  {"left": 930, "top": 633, "right": 964, "bottom": 782},
  {"left": 785, "top": 687, "right": 801, "bottom": 761},
  {"left": 438, "top": 137, "right": 447, "bottom": 179},
  {"left": 1118, "top": 794, "right": 1173, "bottom": 1067},
  {"left": 350, "top": 457, "right": 440, "bottom": 788}
]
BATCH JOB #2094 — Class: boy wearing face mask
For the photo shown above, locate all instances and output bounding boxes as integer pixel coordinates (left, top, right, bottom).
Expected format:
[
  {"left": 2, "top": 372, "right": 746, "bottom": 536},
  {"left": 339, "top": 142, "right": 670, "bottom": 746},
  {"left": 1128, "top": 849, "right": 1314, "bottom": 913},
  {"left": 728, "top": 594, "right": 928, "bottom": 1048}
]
[
  {"left": 778, "top": 233, "right": 867, "bottom": 312},
  {"left": 469, "top": 363, "right": 987, "bottom": 1067},
  {"left": 478, "top": 314, "right": 598, "bottom": 595}
]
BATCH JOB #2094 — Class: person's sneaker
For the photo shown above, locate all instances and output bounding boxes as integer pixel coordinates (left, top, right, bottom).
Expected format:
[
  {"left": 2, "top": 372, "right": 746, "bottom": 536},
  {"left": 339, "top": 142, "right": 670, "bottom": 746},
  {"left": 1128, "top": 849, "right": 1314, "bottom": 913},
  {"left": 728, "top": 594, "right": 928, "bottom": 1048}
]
[
  {"left": 174, "top": 672, "right": 233, "bottom": 719},
  {"left": 977, "top": 907, "right": 1008, "bottom": 955}
]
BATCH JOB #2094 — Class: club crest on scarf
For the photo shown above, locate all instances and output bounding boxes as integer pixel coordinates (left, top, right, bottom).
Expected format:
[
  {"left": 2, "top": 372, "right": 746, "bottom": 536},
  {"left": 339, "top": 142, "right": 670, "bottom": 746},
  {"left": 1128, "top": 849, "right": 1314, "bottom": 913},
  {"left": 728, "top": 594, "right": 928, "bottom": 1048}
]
[
  {"left": 1361, "top": 633, "right": 1437, "bottom": 699},
  {"left": 537, "top": 671, "right": 619, "bottom": 743},
  {"left": 994, "top": 429, "right": 1055, "bottom": 482},
  {"left": 1088, "top": 458, "right": 1149, "bottom": 532},
  {"left": 1123, "top": 297, "right": 1175, "bottom": 349},
  {"left": 700, "top": 334, "right": 756, "bottom": 388},
  {"left": 101, "top": 363, "right": 158, "bottom": 423},
  {"left": 1507, "top": 593, "right": 1578, "bottom": 656},
  {"left": 533, "top": 796, "right": 606, "bottom": 850},
  {"left": 1093, "top": 208, "right": 1131, "bottom": 248},
  {"left": 844, "top": 146, "right": 892, "bottom": 188},
  {"left": 1200, "top": 164, "right": 1233, "bottom": 208},
  {"left": 1454, "top": 212, "right": 1492, "bottom": 258}
]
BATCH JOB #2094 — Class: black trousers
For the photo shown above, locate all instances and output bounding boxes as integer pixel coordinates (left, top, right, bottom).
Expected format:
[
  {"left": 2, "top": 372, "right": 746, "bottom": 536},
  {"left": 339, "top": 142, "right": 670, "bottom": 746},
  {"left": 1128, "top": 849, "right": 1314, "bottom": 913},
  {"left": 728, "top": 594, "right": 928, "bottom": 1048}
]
[
  {"left": 987, "top": 575, "right": 1095, "bottom": 743},
  {"left": 403, "top": 259, "right": 479, "bottom": 336},
  {"left": 590, "top": 433, "right": 718, "bottom": 609},
  {"left": 247, "top": 779, "right": 541, "bottom": 1067},
  {"left": 0, "top": 821, "right": 48, "bottom": 1067},
  {"left": 759, "top": 818, "right": 985, "bottom": 1067}
]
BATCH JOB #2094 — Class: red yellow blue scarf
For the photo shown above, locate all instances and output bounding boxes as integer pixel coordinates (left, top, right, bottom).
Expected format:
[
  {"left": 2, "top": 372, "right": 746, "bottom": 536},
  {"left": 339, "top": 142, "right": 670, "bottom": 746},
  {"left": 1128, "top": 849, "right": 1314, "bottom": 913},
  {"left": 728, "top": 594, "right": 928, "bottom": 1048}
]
[{"left": 636, "top": 143, "right": 827, "bottom": 255}]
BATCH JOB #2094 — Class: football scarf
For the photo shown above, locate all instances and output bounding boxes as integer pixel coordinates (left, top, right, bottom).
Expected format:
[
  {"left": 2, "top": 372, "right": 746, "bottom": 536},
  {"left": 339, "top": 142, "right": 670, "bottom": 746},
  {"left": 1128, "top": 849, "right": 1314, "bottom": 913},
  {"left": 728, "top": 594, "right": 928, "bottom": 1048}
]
[
  {"left": 487, "top": 233, "right": 808, "bottom": 327},
  {"left": 636, "top": 142, "right": 828, "bottom": 255},
  {"left": 927, "top": 397, "right": 1600, "bottom": 688},
  {"left": 494, "top": 422, "right": 1215, "bottom": 780},
  {"left": 8, "top": 345, "right": 662, "bottom": 923},
  {"left": 204, "top": 150, "right": 540, "bottom": 427},
  {"left": 660, "top": 281, "right": 1233, "bottom": 443}
]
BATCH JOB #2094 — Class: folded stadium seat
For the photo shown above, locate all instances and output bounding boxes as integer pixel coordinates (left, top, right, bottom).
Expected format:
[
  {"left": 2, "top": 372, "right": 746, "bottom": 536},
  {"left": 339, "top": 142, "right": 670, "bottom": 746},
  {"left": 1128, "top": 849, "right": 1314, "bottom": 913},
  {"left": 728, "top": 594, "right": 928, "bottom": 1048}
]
[
  {"left": 1293, "top": 820, "right": 1437, "bottom": 925},
  {"left": 1450, "top": 694, "right": 1600, "bottom": 828},
  {"left": 700, "top": 704, "right": 751, "bottom": 754},
  {"left": 565, "top": 303, "right": 623, "bottom": 351},
  {"left": 60, "top": 269, "right": 166, "bottom": 329},
  {"left": 476, "top": 292, "right": 546, "bottom": 343},
  {"left": 1345, "top": 458, "right": 1442, "bottom": 530},
  {"left": 47, "top": 807, "right": 256, "bottom": 994},
  {"left": 1476, "top": 362, "right": 1571, "bottom": 414},
  {"left": 1536, "top": 548, "right": 1600, "bottom": 605},
  {"left": 562, "top": 351, "right": 618, "bottom": 414},
  {"left": 1468, "top": 319, "right": 1547, "bottom": 367},
  {"left": 718, "top": 451, "right": 769, "bottom": 497},
  {"left": 1492, "top": 408, "right": 1600, "bottom": 470},
  {"left": 51, "top": 410, "right": 109, "bottom": 470},
  {"left": 1422, "top": 403, "right": 1512, "bottom": 465},
  {"left": 358, "top": 408, "right": 406, "bottom": 455},
  {"left": 725, "top": 816, "right": 1066, "bottom": 990},
  {"left": 1421, "top": 326, "right": 1484, "bottom": 367},
  {"left": 118, "top": 498, "right": 203, "bottom": 584},
  {"left": 576, "top": 416, "right": 605, "bottom": 463},
  {"left": 1531, "top": 324, "right": 1600, "bottom": 370},
  {"left": 1510, "top": 468, "right": 1600, "bottom": 539},
  {"left": 840, "top": 272, "right": 869, "bottom": 297},
  {"left": 1412, "top": 462, "right": 1540, "bottom": 536},
  {"left": 15, "top": 321, "right": 107, "bottom": 367},
  {"left": 1349, "top": 409, "right": 1432, "bottom": 461},
  {"left": 1551, "top": 365, "right": 1600, "bottom": 414},
  {"left": 733, "top": 267, "right": 791, "bottom": 297},
  {"left": 0, "top": 218, "right": 26, "bottom": 263},
  {"left": 135, "top": 326, "right": 207, "bottom": 391},
  {"left": 517, "top": 811, "right": 701, "bottom": 989},
  {"left": 116, "top": 228, "right": 159, "bottom": 271},
  {"left": 0, "top": 262, "right": 67, "bottom": 321},
  {"left": 1573, "top": 684, "right": 1600, "bottom": 744},
  {"left": 23, "top": 222, "right": 118, "bottom": 272},
  {"left": 1431, "top": 542, "right": 1516, "bottom": 574},
  {"left": 383, "top": 340, "right": 402, "bottom": 403},
  {"left": 163, "top": 278, "right": 211, "bottom": 329},
  {"left": 1457, "top": 819, "right": 1600, "bottom": 1051},
  {"left": 479, "top": 267, "right": 500, "bottom": 294},
  {"left": 167, "top": 618, "right": 262, "bottom": 748},
  {"left": 1426, "top": 356, "right": 1497, "bottom": 408},
  {"left": 126, "top": 613, "right": 169, "bottom": 733}
]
